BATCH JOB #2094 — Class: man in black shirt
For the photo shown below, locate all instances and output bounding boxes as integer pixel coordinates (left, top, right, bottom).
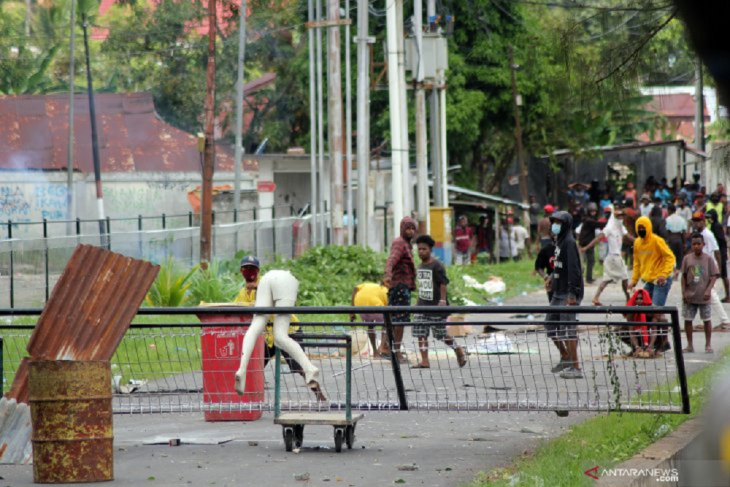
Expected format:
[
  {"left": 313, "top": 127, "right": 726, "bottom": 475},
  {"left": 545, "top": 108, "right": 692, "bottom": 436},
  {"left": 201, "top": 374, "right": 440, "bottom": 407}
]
[
  {"left": 578, "top": 203, "right": 599, "bottom": 284},
  {"left": 411, "top": 235, "right": 467, "bottom": 369},
  {"left": 535, "top": 238, "right": 556, "bottom": 303}
]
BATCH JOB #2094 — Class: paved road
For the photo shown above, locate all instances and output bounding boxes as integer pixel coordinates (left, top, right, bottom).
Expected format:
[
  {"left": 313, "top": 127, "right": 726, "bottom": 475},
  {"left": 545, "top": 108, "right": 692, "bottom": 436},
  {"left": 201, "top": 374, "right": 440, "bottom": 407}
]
[{"left": 4, "top": 277, "right": 730, "bottom": 487}]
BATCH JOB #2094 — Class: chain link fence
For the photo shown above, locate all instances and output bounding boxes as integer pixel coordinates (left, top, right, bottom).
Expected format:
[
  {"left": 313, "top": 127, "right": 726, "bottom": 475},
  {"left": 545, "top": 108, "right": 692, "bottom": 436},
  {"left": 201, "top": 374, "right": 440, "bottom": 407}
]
[
  {"left": 1, "top": 306, "right": 690, "bottom": 415},
  {"left": 0, "top": 206, "right": 315, "bottom": 308}
]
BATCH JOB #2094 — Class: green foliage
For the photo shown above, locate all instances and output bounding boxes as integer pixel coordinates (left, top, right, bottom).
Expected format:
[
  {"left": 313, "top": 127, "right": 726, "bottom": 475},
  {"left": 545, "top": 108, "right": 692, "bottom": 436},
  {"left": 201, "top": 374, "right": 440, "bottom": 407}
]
[
  {"left": 0, "top": 1, "right": 67, "bottom": 94},
  {"left": 144, "top": 257, "right": 199, "bottom": 307},
  {"left": 259, "top": 246, "right": 387, "bottom": 307},
  {"left": 187, "top": 260, "right": 241, "bottom": 305}
]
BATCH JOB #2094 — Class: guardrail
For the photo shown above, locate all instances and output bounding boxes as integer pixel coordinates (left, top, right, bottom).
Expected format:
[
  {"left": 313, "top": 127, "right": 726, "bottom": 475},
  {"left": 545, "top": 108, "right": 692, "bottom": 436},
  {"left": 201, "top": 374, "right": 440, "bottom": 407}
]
[{"left": 0, "top": 305, "right": 689, "bottom": 415}]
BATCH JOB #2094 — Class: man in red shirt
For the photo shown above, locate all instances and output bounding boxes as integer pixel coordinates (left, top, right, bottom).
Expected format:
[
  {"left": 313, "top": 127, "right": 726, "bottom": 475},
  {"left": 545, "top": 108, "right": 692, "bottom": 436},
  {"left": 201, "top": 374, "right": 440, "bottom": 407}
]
[
  {"left": 454, "top": 214, "right": 475, "bottom": 265},
  {"left": 381, "top": 216, "right": 418, "bottom": 363}
]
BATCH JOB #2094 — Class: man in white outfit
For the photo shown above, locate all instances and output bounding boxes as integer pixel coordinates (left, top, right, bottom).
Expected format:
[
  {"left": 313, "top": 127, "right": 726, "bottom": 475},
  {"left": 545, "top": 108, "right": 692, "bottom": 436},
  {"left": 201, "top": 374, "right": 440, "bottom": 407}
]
[
  {"left": 234, "top": 270, "right": 325, "bottom": 400},
  {"left": 690, "top": 213, "right": 730, "bottom": 328}
]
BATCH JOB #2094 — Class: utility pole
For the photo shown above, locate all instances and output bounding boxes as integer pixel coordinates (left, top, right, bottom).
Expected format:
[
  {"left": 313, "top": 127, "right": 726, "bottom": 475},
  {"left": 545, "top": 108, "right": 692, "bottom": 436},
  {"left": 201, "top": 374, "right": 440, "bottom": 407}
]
[
  {"left": 233, "top": 0, "right": 247, "bottom": 217},
  {"left": 695, "top": 60, "right": 705, "bottom": 152},
  {"left": 327, "top": 0, "right": 344, "bottom": 245},
  {"left": 414, "top": 0, "right": 428, "bottom": 232},
  {"left": 387, "top": 0, "right": 405, "bottom": 235},
  {"left": 24, "top": 0, "right": 31, "bottom": 36},
  {"left": 439, "top": 72, "right": 448, "bottom": 206},
  {"left": 316, "top": 0, "right": 326, "bottom": 244},
  {"left": 426, "top": 0, "right": 442, "bottom": 207},
  {"left": 355, "top": 0, "right": 370, "bottom": 246},
  {"left": 67, "top": 0, "right": 76, "bottom": 232},
  {"left": 81, "top": 15, "right": 105, "bottom": 239},
  {"left": 201, "top": 0, "right": 217, "bottom": 266},
  {"left": 308, "top": 0, "right": 319, "bottom": 247},
  {"left": 396, "top": 0, "right": 411, "bottom": 216},
  {"left": 345, "top": 0, "right": 354, "bottom": 245},
  {"left": 509, "top": 45, "right": 529, "bottom": 216}
]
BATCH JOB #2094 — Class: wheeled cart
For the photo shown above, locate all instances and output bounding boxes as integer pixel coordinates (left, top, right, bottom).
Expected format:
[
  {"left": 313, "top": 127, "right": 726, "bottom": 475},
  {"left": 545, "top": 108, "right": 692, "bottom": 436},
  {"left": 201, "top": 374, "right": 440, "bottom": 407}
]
[
  {"left": 273, "top": 333, "right": 362, "bottom": 452},
  {"left": 275, "top": 412, "right": 364, "bottom": 452}
]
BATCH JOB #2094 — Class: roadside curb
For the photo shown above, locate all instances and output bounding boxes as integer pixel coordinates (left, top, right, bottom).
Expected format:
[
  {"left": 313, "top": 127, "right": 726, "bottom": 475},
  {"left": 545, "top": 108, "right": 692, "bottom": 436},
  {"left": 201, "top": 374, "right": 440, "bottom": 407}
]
[{"left": 596, "top": 416, "right": 703, "bottom": 486}]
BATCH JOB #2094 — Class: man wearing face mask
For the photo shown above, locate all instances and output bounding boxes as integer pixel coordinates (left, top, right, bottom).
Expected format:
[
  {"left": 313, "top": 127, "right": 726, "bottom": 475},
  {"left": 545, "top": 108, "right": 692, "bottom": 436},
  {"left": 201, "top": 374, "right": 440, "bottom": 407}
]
[
  {"left": 236, "top": 255, "right": 262, "bottom": 304},
  {"left": 629, "top": 217, "right": 676, "bottom": 307},
  {"left": 545, "top": 211, "right": 585, "bottom": 379},
  {"left": 580, "top": 207, "right": 632, "bottom": 305}
]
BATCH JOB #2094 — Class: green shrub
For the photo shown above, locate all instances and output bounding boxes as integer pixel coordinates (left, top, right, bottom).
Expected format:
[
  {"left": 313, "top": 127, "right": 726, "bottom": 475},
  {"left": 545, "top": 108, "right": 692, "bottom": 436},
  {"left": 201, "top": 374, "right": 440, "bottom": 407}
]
[
  {"left": 188, "top": 260, "right": 241, "bottom": 305},
  {"left": 144, "top": 257, "right": 198, "bottom": 307},
  {"left": 261, "top": 246, "right": 387, "bottom": 306}
]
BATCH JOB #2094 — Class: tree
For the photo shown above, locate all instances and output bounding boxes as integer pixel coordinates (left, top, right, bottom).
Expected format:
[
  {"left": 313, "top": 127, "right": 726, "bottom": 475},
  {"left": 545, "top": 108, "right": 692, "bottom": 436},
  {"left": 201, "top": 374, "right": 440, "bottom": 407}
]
[{"left": 0, "top": 1, "right": 65, "bottom": 94}]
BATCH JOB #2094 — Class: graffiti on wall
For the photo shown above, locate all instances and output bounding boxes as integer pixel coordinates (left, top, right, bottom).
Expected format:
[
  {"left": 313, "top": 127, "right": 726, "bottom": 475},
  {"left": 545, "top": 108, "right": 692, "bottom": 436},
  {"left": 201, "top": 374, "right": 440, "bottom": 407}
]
[
  {"left": 34, "top": 184, "right": 69, "bottom": 220},
  {"left": 0, "top": 186, "right": 31, "bottom": 221}
]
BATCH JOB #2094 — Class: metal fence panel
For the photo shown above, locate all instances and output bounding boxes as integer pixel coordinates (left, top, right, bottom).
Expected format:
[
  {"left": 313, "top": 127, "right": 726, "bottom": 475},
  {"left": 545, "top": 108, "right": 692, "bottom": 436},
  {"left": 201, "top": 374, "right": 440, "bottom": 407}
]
[{"left": 1, "top": 306, "right": 690, "bottom": 415}]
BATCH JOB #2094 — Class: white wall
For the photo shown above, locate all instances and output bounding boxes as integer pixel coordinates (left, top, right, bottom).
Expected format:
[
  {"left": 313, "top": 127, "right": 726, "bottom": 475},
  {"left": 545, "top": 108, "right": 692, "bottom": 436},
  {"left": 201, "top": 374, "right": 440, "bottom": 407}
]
[{"left": 0, "top": 171, "right": 256, "bottom": 238}]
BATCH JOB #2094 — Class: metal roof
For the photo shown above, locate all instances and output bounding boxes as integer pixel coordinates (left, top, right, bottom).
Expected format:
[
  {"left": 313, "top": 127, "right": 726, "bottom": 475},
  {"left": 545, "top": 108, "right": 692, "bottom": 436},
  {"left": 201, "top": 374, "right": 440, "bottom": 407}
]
[
  {"left": 427, "top": 181, "right": 528, "bottom": 209},
  {"left": 540, "top": 139, "right": 708, "bottom": 159},
  {"left": 0, "top": 93, "right": 236, "bottom": 173}
]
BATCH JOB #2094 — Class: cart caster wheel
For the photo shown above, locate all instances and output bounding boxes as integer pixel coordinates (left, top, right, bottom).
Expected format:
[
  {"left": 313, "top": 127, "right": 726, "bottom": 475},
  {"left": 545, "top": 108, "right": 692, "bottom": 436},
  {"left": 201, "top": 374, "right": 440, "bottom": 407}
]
[
  {"left": 284, "top": 428, "right": 294, "bottom": 452},
  {"left": 294, "top": 425, "right": 305, "bottom": 448},
  {"left": 345, "top": 425, "right": 355, "bottom": 449},
  {"left": 334, "top": 428, "right": 344, "bottom": 453}
]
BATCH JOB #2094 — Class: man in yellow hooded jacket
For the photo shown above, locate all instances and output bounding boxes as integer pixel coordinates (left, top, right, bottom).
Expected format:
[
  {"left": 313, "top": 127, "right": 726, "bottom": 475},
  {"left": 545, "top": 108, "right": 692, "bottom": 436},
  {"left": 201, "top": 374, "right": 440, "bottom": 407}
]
[
  {"left": 629, "top": 216, "right": 676, "bottom": 305},
  {"left": 629, "top": 216, "right": 676, "bottom": 354}
]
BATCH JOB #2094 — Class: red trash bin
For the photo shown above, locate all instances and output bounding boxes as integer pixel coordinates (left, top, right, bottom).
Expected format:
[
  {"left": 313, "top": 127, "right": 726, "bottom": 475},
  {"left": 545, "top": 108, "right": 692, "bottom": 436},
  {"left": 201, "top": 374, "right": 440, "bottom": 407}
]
[{"left": 198, "top": 309, "right": 265, "bottom": 421}]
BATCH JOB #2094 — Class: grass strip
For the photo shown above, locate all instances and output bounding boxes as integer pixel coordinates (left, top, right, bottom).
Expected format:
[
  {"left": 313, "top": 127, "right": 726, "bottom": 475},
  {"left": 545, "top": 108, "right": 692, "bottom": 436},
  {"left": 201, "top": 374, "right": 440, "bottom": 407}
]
[{"left": 471, "top": 347, "right": 730, "bottom": 487}]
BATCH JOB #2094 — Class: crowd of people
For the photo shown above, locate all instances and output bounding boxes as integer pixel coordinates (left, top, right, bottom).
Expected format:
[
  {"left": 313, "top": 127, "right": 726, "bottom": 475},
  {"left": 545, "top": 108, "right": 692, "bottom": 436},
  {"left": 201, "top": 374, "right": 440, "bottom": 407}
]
[
  {"left": 236, "top": 176, "right": 727, "bottom": 390},
  {"left": 534, "top": 176, "right": 730, "bottom": 375}
]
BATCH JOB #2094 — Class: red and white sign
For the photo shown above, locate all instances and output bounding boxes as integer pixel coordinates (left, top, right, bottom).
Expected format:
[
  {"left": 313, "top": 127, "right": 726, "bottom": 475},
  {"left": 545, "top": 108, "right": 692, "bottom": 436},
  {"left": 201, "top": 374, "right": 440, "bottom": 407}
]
[{"left": 256, "top": 180, "right": 276, "bottom": 193}]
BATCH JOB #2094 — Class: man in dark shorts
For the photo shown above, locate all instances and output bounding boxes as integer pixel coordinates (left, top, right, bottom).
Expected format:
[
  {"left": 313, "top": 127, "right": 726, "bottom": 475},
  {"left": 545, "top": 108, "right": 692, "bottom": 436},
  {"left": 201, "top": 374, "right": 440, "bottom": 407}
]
[
  {"left": 578, "top": 203, "right": 599, "bottom": 284},
  {"left": 411, "top": 235, "right": 467, "bottom": 369},
  {"left": 545, "top": 211, "right": 585, "bottom": 379},
  {"left": 382, "top": 216, "right": 418, "bottom": 363}
]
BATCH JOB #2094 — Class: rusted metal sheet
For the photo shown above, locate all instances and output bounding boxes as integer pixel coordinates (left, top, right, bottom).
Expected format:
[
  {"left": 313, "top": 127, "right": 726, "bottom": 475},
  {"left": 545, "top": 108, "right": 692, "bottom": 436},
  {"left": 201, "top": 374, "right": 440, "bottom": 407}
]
[
  {"left": 0, "top": 93, "right": 235, "bottom": 172},
  {"left": 30, "top": 361, "right": 113, "bottom": 483},
  {"left": 17, "top": 245, "right": 158, "bottom": 387},
  {"left": 2, "top": 244, "right": 156, "bottom": 431},
  {"left": 5, "top": 358, "right": 29, "bottom": 405},
  {"left": 0, "top": 398, "right": 33, "bottom": 464},
  {"left": 0, "top": 245, "right": 156, "bottom": 464}
]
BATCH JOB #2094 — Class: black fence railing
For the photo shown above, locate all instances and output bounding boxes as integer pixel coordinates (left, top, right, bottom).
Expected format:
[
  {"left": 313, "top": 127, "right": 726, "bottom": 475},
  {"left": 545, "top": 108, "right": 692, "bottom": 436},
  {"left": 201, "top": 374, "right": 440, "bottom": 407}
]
[
  {"left": 1, "top": 305, "right": 689, "bottom": 415},
  {"left": 0, "top": 205, "right": 300, "bottom": 308}
]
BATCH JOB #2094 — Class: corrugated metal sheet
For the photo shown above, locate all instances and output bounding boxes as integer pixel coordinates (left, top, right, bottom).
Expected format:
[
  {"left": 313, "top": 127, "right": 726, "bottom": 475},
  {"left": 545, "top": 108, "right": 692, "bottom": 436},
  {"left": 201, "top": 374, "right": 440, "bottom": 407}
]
[
  {"left": 0, "top": 398, "right": 33, "bottom": 464},
  {"left": 27, "top": 244, "right": 159, "bottom": 364},
  {"left": 0, "top": 93, "right": 235, "bottom": 172},
  {"left": 0, "top": 245, "right": 158, "bottom": 464}
]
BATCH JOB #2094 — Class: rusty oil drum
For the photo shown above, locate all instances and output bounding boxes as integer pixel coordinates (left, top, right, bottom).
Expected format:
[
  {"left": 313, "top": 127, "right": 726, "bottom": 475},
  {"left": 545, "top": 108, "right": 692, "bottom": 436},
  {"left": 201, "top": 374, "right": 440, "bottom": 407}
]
[{"left": 29, "top": 360, "right": 113, "bottom": 483}]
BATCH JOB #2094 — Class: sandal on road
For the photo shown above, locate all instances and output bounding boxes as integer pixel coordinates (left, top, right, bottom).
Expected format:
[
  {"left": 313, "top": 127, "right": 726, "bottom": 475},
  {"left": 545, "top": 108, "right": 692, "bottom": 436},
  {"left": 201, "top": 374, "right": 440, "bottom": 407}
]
[{"left": 411, "top": 363, "right": 430, "bottom": 369}]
